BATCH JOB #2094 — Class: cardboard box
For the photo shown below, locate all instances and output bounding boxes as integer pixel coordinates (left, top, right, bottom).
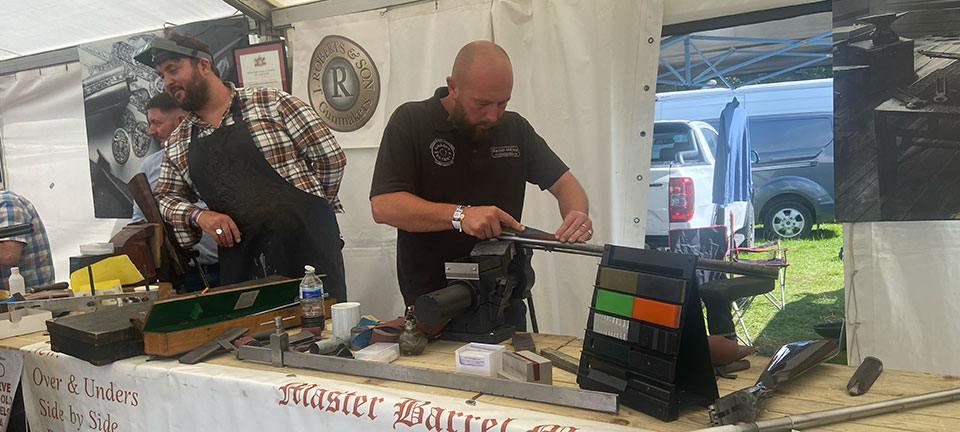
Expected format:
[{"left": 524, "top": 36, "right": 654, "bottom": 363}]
[
  {"left": 455, "top": 343, "right": 505, "bottom": 377},
  {"left": 0, "top": 308, "right": 53, "bottom": 338}
]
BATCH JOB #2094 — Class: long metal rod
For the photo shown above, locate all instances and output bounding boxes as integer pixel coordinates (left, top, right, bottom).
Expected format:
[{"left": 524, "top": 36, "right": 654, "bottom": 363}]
[
  {"left": 691, "top": 386, "right": 960, "bottom": 432},
  {"left": 237, "top": 345, "right": 619, "bottom": 413},
  {"left": 495, "top": 236, "right": 781, "bottom": 279}
]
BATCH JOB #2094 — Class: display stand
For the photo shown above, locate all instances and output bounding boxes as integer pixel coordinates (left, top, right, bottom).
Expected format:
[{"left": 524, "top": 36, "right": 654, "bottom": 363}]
[{"left": 578, "top": 245, "right": 718, "bottom": 421}]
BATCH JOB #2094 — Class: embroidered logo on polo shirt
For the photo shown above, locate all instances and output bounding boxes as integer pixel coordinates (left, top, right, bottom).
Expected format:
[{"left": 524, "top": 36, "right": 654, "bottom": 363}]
[
  {"left": 491, "top": 145, "right": 520, "bottom": 158},
  {"left": 429, "top": 139, "right": 456, "bottom": 166}
]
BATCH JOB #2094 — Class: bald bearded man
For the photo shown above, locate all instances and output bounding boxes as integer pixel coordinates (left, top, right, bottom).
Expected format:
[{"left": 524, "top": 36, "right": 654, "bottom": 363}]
[{"left": 370, "top": 41, "right": 593, "bottom": 319}]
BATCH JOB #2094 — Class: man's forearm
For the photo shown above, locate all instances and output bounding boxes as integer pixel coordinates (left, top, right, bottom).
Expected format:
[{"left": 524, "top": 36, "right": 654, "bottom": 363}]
[
  {"left": 157, "top": 194, "right": 204, "bottom": 247},
  {"left": 0, "top": 241, "right": 23, "bottom": 267},
  {"left": 549, "top": 171, "right": 589, "bottom": 218},
  {"left": 370, "top": 192, "right": 459, "bottom": 232}
]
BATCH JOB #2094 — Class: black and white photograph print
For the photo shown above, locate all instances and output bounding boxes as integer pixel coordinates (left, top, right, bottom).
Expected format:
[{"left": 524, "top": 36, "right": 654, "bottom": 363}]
[
  {"left": 834, "top": 0, "right": 960, "bottom": 222},
  {"left": 81, "top": 17, "right": 248, "bottom": 219},
  {"left": 80, "top": 32, "right": 164, "bottom": 219}
]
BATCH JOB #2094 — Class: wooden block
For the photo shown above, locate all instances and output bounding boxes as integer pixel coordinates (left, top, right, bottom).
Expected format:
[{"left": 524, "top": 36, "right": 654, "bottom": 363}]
[{"left": 143, "top": 306, "right": 300, "bottom": 356}]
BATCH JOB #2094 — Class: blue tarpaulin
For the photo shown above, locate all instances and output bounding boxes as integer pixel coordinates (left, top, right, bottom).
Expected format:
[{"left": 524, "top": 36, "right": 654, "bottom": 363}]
[{"left": 713, "top": 98, "right": 752, "bottom": 205}]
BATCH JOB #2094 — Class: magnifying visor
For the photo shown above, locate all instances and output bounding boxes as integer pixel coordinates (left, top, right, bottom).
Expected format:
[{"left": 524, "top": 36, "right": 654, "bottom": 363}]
[{"left": 134, "top": 37, "right": 215, "bottom": 69}]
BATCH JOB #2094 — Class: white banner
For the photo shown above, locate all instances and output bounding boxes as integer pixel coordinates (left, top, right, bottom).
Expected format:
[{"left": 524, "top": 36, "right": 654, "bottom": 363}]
[
  {"left": 844, "top": 221, "right": 960, "bottom": 374},
  {"left": 294, "top": 0, "right": 662, "bottom": 335},
  {"left": 0, "top": 348, "right": 23, "bottom": 432},
  {"left": 0, "top": 64, "right": 127, "bottom": 284},
  {"left": 20, "top": 342, "right": 646, "bottom": 432}
]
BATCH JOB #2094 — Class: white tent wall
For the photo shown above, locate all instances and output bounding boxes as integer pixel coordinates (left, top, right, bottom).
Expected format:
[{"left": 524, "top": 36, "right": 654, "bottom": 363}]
[
  {"left": 844, "top": 222, "right": 960, "bottom": 375},
  {"left": 289, "top": 0, "right": 661, "bottom": 333},
  {"left": 0, "top": 64, "right": 125, "bottom": 283}
]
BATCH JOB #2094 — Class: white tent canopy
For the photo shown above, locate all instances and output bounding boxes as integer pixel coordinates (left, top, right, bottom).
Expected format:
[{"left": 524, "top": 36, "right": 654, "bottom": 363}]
[
  {"left": 0, "top": 0, "right": 236, "bottom": 62},
  {"left": 0, "top": 0, "right": 826, "bottom": 67}
]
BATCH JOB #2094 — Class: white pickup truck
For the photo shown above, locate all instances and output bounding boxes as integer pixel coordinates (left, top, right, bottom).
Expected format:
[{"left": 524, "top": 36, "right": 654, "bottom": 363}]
[{"left": 645, "top": 120, "right": 752, "bottom": 249}]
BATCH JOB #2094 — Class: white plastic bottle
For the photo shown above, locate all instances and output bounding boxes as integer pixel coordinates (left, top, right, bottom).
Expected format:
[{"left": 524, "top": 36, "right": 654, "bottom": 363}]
[
  {"left": 299, "top": 265, "right": 326, "bottom": 329},
  {"left": 8, "top": 267, "right": 25, "bottom": 297}
]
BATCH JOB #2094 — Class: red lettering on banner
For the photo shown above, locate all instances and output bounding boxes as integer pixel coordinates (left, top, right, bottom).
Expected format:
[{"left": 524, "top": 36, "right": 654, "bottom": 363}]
[
  {"left": 481, "top": 418, "right": 498, "bottom": 432},
  {"left": 500, "top": 418, "right": 515, "bottom": 432},
  {"left": 32, "top": 368, "right": 63, "bottom": 390},
  {"left": 527, "top": 426, "right": 579, "bottom": 432},
  {"left": 393, "top": 398, "right": 430, "bottom": 428},
  {"left": 425, "top": 406, "right": 444, "bottom": 432},
  {"left": 340, "top": 392, "right": 357, "bottom": 415},
  {"left": 310, "top": 387, "right": 326, "bottom": 409},
  {"left": 446, "top": 410, "right": 463, "bottom": 432},
  {"left": 276, "top": 382, "right": 382, "bottom": 421},
  {"left": 464, "top": 414, "right": 479, "bottom": 432},
  {"left": 351, "top": 395, "right": 368, "bottom": 417},
  {"left": 278, "top": 383, "right": 295, "bottom": 405},
  {"left": 79, "top": 378, "right": 139, "bottom": 408},
  {"left": 326, "top": 390, "right": 344, "bottom": 412},
  {"left": 368, "top": 396, "right": 384, "bottom": 420}
]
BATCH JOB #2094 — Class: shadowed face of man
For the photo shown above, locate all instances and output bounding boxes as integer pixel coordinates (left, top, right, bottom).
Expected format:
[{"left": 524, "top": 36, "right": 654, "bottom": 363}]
[
  {"left": 447, "top": 43, "right": 513, "bottom": 141},
  {"left": 146, "top": 107, "right": 185, "bottom": 146},
  {"left": 156, "top": 58, "right": 211, "bottom": 112}
]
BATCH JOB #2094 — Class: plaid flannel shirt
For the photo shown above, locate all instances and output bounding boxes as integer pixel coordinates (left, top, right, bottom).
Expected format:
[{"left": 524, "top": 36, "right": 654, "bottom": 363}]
[
  {"left": 155, "top": 83, "right": 346, "bottom": 248},
  {"left": 0, "top": 192, "right": 55, "bottom": 288}
]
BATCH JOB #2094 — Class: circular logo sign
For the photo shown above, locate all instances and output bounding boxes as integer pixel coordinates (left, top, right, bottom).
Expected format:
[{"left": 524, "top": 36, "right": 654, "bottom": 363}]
[
  {"left": 429, "top": 139, "right": 456, "bottom": 166},
  {"left": 308, "top": 35, "right": 381, "bottom": 132}
]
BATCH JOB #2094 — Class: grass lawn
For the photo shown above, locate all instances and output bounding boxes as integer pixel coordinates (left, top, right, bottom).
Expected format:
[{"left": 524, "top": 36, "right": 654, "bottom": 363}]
[{"left": 737, "top": 223, "right": 845, "bottom": 360}]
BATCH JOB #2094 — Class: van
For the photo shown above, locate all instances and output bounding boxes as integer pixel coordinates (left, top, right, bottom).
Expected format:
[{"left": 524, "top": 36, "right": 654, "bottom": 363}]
[{"left": 654, "top": 79, "right": 834, "bottom": 239}]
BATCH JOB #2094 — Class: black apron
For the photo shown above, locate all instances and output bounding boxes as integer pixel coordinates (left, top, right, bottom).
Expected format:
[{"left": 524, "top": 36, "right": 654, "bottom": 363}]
[{"left": 187, "top": 95, "right": 346, "bottom": 301}]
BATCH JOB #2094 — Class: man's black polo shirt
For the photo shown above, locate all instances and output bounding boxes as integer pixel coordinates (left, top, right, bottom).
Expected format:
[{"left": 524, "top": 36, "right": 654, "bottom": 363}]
[{"left": 370, "top": 87, "right": 569, "bottom": 305}]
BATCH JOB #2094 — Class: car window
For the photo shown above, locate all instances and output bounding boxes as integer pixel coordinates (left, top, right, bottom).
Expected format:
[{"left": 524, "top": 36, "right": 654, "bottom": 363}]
[
  {"left": 699, "top": 126, "right": 718, "bottom": 157},
  {"left": 749, "top": 116, "right": 832, "bottom": 152},
  {"left": 651, "top": 123, "right": 703, "bottom": 164}
]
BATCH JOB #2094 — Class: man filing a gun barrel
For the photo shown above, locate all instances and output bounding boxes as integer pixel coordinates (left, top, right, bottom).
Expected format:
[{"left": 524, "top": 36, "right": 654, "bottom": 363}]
[
  {"left": 369, "top": 41, "right": 593, "bottom": 323},
  {"left": 135, "top": 32, "right": 347, "bottom": 300}
]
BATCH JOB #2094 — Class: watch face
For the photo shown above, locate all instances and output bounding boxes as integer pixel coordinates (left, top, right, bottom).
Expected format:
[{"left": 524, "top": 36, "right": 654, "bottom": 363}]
[{"left": 112, "top": 128, "right": 131, "bottom": 164}]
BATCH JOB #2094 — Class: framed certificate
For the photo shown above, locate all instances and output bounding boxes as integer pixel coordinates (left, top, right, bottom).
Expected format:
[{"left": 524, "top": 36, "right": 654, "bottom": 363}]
[{"left": 234, "top": 41, "right": 289, "bottom": 92}]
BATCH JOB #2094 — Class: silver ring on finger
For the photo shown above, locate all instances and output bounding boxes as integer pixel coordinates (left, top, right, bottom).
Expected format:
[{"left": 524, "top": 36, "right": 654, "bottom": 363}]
[{"left": 215, "top": 228, "right": 223, "bottom": 235}]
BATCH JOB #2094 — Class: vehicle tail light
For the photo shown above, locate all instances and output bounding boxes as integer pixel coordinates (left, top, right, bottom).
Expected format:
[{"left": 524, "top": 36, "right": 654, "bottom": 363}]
[{"left": 669, "top": 177, "right": 694, "bottom": 222}]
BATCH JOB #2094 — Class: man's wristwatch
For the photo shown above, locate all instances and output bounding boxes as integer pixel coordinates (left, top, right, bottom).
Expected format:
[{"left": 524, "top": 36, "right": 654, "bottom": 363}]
[{"left": 452, "top": 205, "right": 467, "bottom": 232}]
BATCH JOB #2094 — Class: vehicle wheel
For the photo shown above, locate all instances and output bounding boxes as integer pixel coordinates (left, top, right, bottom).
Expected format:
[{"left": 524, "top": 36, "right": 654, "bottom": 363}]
[{"left": 764, "top": 200, "right": 813, "bottom": 239}]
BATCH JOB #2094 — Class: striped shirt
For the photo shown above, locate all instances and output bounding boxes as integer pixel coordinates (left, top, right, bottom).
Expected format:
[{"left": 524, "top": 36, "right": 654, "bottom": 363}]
[
  {"left": 155, "top": 83, "right": 346, "bottom": 247},
  {"left": 0, "top": 192, "right": 55, "bottom": 289}
]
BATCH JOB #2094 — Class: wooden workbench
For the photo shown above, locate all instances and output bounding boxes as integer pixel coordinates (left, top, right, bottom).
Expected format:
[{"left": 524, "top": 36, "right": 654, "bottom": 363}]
[{"left": 3, "top": 331, "right": 959, "bottom": 431}]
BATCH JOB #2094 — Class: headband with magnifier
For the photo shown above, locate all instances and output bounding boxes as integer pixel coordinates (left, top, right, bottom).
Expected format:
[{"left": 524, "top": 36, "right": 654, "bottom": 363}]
[{"left": 134, "top": 37, "right": 215, "bottom": 69}]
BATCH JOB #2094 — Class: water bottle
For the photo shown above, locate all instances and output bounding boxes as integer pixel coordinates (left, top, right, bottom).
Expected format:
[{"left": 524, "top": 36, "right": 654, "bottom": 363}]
[
  {"left": 299, "top": 265, "right": 326, "bottom": 329},
  {"left": 8, "top": 267, "right": 25, "bottom": 297}
]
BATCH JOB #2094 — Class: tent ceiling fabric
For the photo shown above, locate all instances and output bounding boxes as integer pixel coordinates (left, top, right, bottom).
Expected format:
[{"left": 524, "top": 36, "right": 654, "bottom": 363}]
[
  {"left": 0, "top": 0, "right": 827, "bottom": 63},
  {"left": 0, "top": 0, "right": 237, "bottom": 62},
  {"left": 265, "top": 0, "right": 825, "bottom": 25}
]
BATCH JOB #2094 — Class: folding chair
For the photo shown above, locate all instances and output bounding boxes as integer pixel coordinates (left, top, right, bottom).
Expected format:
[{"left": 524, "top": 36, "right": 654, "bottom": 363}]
[
  {"left": 730, "top": 240, "right": 788, "bottom": 310},
  {"left": 669, "top": 227, "right": 777, "bottom": 347}
]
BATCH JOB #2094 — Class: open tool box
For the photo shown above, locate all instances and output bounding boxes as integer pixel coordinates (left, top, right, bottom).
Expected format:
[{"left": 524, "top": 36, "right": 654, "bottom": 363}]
[
  {"left": 142, "top": 276, "right": 302, "bottom": 356},
  {"left": 577, "top": 245, "right": 717, "bottom": 421}
]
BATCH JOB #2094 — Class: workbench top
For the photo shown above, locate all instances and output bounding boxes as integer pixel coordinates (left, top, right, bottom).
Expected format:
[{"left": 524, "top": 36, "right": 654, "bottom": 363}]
[{"left": 3, "top": 331, "right": 959, "bottom": 431}]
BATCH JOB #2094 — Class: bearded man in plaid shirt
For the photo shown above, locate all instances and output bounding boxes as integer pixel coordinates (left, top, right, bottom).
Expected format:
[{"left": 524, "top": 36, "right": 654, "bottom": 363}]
[
  {"left": 0, "top": 191, "right": 54, "bottom": 291},
  {"left": 136, "top": 32, "right": 347, "bottom": 300}
]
